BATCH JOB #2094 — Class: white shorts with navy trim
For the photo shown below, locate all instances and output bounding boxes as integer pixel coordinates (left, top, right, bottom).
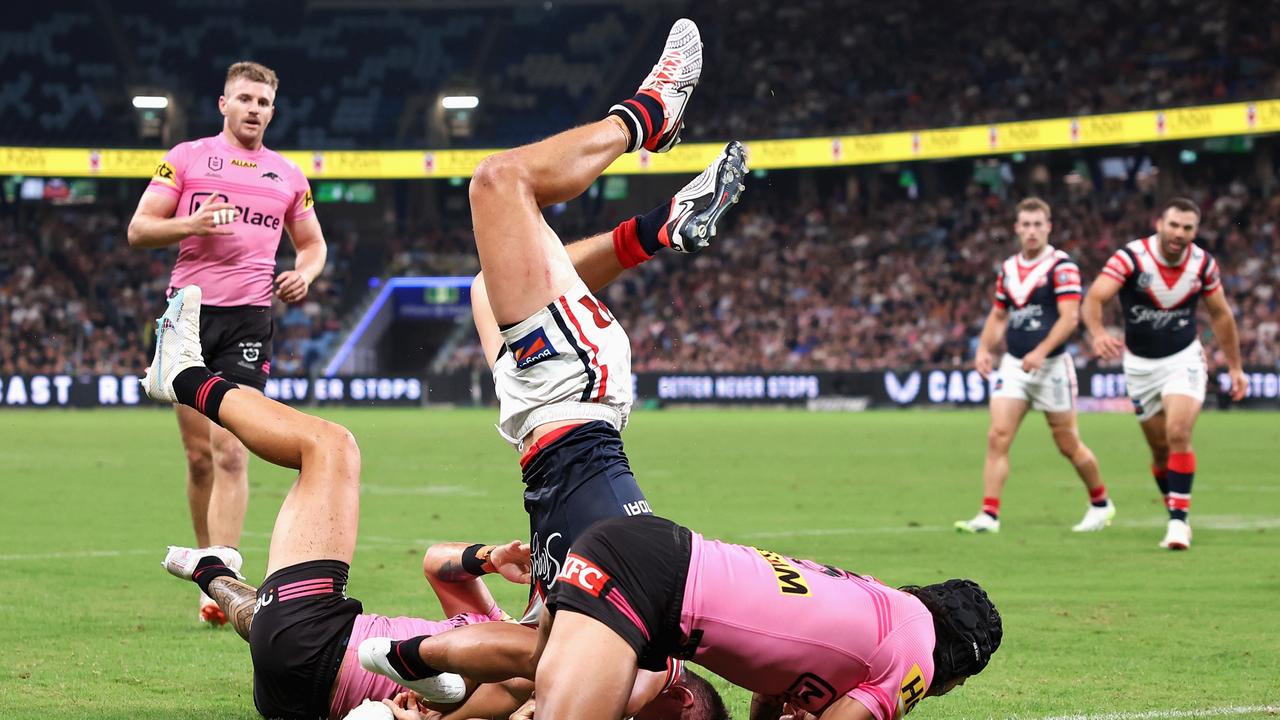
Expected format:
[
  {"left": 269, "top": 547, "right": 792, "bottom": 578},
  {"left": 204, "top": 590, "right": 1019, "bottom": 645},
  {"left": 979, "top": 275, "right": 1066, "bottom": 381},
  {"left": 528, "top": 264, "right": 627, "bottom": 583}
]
[
  {"left": 1123, "top": 340, "right": 1206, "bottom": 421},
  {"left": 991, "top": 352, "right": 1078, "bottom": 413},
  {"left": 493, "top": 279, "right": 633, "bottom": 447}
]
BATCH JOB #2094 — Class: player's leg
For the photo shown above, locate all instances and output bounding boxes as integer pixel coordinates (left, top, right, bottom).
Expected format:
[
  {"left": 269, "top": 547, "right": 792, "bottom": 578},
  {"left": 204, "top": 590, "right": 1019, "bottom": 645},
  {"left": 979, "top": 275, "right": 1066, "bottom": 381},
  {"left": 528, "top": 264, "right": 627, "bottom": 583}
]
[
  {"left": 176, "top": 407, "right": 216, "bottom": 546},
  {"left": 535, "top": 610, "right": 638, "bottom": 720},
  {"left": 1158, "top": 393, "right": 1202, "bottom": 549},
  {"left": 152, "top": 287, "right": 361, "bottom": 575},
  {"left": 470, "top": 19, "right": 701, "bottom": 326},
  {"left": 207, "top": 422, "right": 249, "bottom": 547},
  {"left": 1046, "top": 410, "right": 1115, "bottom": 531},
  {"left": 958, "top": 396, "right": 1028, "bottom": 533}
]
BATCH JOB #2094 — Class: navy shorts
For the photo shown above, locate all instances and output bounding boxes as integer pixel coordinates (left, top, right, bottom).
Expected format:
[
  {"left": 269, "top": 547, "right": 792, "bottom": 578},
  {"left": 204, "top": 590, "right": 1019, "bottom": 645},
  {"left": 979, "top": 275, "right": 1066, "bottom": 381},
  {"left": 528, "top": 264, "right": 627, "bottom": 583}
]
[{"left": 522, "top": 421, "right": 652, "bottom": 605}]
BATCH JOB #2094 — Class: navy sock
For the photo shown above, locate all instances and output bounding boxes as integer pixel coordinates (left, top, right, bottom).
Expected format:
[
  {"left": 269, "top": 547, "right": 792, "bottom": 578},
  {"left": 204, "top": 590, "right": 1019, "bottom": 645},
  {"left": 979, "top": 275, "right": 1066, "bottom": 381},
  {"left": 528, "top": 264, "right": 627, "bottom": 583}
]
[
  {"left": 192, "top": 555, "right": 237, "bottom": 597},
  {"left": 609, "top": 92, "right": 665, "bottom": 153},
  {"left": 387, "top": 636, "right": 441, "bottom": 680},
  {"left": 172, "top": 367, "right": 238, "bottom": 426},
  {"left": 634, "top": 201, "right": 674, "bottom": 256}
]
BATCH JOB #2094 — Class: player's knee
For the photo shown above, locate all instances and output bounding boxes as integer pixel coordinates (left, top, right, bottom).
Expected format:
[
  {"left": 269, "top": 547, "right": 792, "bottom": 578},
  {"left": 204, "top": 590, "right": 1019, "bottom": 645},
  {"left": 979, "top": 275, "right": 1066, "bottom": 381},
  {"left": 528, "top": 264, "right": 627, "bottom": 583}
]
[
  {"left": 1165, "top": 424, "right": 1192, "bottom": 450},
  {"left": 987, "top": 426, "right": 1015, "bottom": 451},
  {"left": 212, "top": 441, "right": 249, "bottom": 477},
  {"left": 184, "top": 446, "right": 214, "bottom": 483},
  {"left": 469, "top": 153, "right": 530, "bottom": 202},
  {"left": 1051, "top": 429, "right": 1079, "bottom": 457}
]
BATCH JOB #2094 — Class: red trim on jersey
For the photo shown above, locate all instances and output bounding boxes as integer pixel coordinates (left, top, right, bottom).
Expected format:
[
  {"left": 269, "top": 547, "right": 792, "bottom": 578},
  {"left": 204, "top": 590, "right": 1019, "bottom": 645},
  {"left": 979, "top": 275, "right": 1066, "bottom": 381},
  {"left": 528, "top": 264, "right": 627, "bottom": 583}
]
[
  {"left": 1055, "top": 292, "right": 1081, "bottom": 303},
  {"left": 557, "top": 297, "right": 609, "bottom": 402}
]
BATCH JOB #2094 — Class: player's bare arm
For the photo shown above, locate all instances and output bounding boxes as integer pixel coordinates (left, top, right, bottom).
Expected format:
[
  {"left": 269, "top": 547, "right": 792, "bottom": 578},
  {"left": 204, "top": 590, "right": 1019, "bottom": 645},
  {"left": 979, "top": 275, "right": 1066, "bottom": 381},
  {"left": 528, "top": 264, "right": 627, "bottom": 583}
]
[
  {"left": 127, "top": 192, "right": 236, "bottom": 248},
  {"left": 1022, "top": 297, "right": 1081, "bottom": 373},
  {"left": 1203, "top": 288, "right": 1249, "bottom": 400},
  {"left": 424, "top": 540, "right": 530, "bottom": 619},
  {"left": 974, "top": 305, "right": 1009, "bottom": 378},
  {"left": 1082, "top": 274, "right": 1125, "bottom": 359},
  {"left": 277, "top": 213, "right": 327, "bottom": 303}
]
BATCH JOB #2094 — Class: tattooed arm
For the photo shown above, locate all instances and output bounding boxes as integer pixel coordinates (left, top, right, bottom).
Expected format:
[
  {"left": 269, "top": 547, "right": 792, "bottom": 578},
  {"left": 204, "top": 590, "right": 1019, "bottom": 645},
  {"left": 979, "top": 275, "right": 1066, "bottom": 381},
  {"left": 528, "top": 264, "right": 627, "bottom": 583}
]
[{"left": 424, "top": 541, "right": 531, "bottom": 619}]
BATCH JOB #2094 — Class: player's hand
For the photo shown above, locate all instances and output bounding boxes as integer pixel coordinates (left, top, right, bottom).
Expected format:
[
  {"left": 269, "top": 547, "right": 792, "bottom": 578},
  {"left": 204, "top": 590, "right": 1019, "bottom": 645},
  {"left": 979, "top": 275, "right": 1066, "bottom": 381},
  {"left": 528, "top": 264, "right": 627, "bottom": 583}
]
[
  {"left": 187, "top": 197, "right": 237, "bottom": 236},
  {"left": 489, "top": 540, "right": 532, "bottom": 585},
  {"left": 1091, "top": 333, "right": 1125, "bottom": 360},
  {"left": 1228, "top": 367, "right": 1249, "bottom": 401},
  {"left": 510, "top": 697, "right": 535, "bottom": 720},
  {"left": 780, "top": 704, "right": 818, "bottom": 720},
  {"left": 974, "top": 347, "right": 994, "bottom": 378},
  {"left": 1020, "top": 349, "right": 1046, "bottom": 373},
  {"left": 275, "top": 270, "right": 309, "bottom": 303},
  {"left": 381, "top": 691, "right": 441, "bottom": 720}
]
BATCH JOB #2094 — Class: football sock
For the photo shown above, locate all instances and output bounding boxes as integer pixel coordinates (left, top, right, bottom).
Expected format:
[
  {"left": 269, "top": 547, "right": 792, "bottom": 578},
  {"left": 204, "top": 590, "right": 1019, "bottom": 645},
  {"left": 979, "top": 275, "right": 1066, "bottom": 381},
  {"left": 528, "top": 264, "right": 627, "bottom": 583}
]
[
  {"left": 172, "top": 367, "right": 238, "bottom": 426},
  {"left": 1166, "top": 452, "right": 1195, "bottom": 522},
  {"left": 608, "top": 91, "right": 665, "bottom": 153},
  {"left": 612, "top": 202, "right": 675, "bottom": 267},
  {"left": 1089, "top": 484, "right": 1109, "bottom": 508},
  {"left": 1151, "top": 463, "right": 1169, "bottom": 497},
  {"left": 386, "top": 636, "right": 441, "bottom": 680},
  {"left": 192, "top": 555, "right": 237, "bottom": 597},
  {"left": 981, "top": 497, "right": 1000, "bottom": 520}
]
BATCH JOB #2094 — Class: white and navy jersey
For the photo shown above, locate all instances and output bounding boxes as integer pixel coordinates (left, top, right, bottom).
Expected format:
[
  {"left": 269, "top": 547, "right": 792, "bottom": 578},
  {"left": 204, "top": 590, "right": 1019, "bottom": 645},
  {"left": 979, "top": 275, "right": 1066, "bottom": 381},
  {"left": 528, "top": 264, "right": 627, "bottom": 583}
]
[
  {"left": 1100, "top": 235, "right": 1222, "bottom": 359},
  {"left": 993, "top": 247, "right": 1082, "bottom": 359}
]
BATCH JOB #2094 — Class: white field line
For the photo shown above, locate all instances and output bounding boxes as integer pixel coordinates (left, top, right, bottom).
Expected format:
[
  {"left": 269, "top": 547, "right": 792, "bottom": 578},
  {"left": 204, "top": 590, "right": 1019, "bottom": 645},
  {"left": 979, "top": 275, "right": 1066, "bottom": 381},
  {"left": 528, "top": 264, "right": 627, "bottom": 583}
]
[{"left": 1028, "top": 704, "right": 1278, "bottom": 720}]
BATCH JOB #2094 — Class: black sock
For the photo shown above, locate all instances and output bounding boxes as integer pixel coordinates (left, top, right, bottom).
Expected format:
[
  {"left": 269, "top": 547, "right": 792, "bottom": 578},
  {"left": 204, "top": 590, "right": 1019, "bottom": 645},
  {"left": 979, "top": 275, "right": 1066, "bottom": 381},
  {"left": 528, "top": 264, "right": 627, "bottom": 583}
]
[
  {"left": 634, "top": 201, "right": 674, "bottom": 256},
  {"left": 387, "top": 636, "right": 441, "bottom": 680},
  {"left": 192, "top": 555, "right": 237, "bottom": 597},
  {"left": 608, "top": 92, "right": 665, "bottom": 153},
  {"left": 172, "top": 367, "right": 238, "bottom": 426}
]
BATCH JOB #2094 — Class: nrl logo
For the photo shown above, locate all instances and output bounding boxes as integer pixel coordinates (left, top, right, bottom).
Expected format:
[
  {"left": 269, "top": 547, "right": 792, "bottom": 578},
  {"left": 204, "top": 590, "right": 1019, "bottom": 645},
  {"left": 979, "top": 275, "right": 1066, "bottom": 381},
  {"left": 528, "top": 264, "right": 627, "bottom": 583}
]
[{"left": 1136, "top": 272, "right": 1154, "bottom": 289}]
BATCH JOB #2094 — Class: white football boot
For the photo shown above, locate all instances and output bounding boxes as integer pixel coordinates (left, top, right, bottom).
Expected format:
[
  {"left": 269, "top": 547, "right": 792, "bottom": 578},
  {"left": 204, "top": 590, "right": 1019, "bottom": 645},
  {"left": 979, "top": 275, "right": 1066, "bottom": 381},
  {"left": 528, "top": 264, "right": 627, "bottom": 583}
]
[
  {"left": 1159, "top": 519, "right": 1192, "bottom": 550},
  {"left": 612, "top": 18, "right": 703, "bottom": 153},
  {"left": 358, "top": 637, "right": 467, "bottom": 703},
  {"left": 659, "top": 141, "right": 748, "bottom": 253},
  {"left": 162, "top": 545, "right": 244, "bottom": 581},
  {"left": 954, "top": 512, "right": 1001, "bottom": 534},
  {"left": 1072, "top": 500, "right": 1117, "bottom": 532},
  {"left": 141, "top": 285, "right": 206, "bottom": 404}
]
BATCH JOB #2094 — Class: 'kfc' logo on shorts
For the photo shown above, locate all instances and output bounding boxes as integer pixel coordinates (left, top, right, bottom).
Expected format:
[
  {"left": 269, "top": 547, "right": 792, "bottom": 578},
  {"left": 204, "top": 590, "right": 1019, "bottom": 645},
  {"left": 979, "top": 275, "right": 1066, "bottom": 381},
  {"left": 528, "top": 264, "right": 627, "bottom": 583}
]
[{"left": 557, "top": 553, "right": 610, "bottom": 597}]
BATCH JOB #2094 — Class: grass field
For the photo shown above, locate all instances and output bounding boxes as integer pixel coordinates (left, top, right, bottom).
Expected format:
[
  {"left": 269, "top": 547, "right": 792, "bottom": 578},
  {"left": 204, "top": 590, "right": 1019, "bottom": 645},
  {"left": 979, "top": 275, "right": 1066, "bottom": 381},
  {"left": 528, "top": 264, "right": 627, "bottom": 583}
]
[{"left": 1, "top": 407, "right": 1277, "bottom": 719}]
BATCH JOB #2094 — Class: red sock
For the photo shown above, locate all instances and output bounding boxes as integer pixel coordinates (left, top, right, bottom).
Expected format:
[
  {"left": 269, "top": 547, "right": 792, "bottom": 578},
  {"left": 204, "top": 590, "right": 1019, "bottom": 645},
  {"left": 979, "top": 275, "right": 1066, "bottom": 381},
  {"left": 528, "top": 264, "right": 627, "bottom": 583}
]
[
  {"left": 612, "top": 217, "right": 652, "bottom": 269},
  {"left": 981, "top": 497, "right": 1001, "bottom": 518},
  {"left": 1151, "top": 463, "right": 1169, "bottom": 496},
  {"left": 1089, "top": 484, "right": 1108, "bottom": 504}
]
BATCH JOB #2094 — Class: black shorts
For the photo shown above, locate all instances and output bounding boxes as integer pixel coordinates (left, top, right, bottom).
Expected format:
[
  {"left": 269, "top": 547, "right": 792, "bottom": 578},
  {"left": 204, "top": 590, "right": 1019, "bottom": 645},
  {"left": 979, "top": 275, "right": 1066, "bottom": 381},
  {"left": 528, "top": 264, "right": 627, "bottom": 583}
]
[
  {"left": 249, "top": 560, "right": 363, "bottom": 720},
  {"left": 523, "top": 421, "right": 652, "bottom": 603},
  {"left": 199, "top": 304, "right": 273, "bottom": 390},
  {"left": 546, "top": 515, "right": 691, "bottom": 672}
]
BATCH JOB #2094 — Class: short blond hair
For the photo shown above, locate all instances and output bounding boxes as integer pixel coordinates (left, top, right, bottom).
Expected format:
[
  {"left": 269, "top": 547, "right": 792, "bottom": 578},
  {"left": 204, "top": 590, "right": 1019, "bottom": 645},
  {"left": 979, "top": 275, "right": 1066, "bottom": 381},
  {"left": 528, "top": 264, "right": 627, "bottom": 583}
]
[
  {"left": 225, "top": 61, "right": 279, "bottom": 91},
  {"left": 1016, "top": 197, "right": 1051, "bottom": 220}
]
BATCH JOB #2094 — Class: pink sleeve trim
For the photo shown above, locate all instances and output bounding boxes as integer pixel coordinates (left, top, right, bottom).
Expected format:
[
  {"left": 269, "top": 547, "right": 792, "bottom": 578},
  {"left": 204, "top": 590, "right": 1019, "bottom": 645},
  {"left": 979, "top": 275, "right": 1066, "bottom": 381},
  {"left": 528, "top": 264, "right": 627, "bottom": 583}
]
[{"left": 847, "top": 686, "right": 892, "bottom": 720}]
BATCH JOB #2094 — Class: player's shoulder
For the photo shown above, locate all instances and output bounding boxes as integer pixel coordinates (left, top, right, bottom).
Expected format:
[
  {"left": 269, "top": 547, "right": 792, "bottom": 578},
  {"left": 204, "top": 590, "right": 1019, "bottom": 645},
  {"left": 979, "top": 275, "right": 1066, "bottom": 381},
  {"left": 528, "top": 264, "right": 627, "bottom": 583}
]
[
  {"left": 260, "top": 145, "right": 307, "bottom": 176},
  {"left": 1124, "top": 237, "right": 1151, "bottom": 256},
  {"left": 1050, "top": 249, "right": 1077, "bottom": 266}
]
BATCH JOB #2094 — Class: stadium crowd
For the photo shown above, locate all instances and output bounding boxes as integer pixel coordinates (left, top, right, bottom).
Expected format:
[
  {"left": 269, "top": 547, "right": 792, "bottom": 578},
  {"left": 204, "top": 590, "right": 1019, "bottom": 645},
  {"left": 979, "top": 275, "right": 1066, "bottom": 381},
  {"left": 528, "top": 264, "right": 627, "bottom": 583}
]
[
  {"left": 687, "top": 0, "right": 1280, "bottom": 141},
  {"left": 6, "top": 174, "right": 1276, "bottom": 378},
  {"left": 6, "top": 0, "right": 1278, "bottom": 148}
]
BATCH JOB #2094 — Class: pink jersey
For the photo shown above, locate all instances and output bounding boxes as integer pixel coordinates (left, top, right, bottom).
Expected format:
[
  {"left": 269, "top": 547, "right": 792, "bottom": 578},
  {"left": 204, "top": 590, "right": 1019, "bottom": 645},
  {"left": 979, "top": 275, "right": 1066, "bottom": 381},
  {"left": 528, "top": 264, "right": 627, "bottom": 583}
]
[
  {"left": 328, "top": 611, "right": 498, "bottom": 719},
  {"left": 680, "top": 534, "right": 936, "bottom": 720},
  {"left": 146, "top": 133, "right": 315, "bottom": 306}
]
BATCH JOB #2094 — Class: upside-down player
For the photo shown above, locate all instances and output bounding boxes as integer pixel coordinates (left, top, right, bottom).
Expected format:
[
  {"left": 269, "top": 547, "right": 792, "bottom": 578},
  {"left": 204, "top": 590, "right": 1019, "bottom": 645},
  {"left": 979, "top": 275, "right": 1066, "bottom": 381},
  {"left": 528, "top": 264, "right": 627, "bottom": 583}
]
[
  {"left": 128, "top": 61, "right": 327, "bottom": 624},
  {"left": 148, "top": 287, "right": 721, "bottom": 720},
  {"left": 1082, "top": 197, "right": 1248, "bottom": 550},
  {"left": 957, "top": 197, "right": 1113, "bottom": 534}
]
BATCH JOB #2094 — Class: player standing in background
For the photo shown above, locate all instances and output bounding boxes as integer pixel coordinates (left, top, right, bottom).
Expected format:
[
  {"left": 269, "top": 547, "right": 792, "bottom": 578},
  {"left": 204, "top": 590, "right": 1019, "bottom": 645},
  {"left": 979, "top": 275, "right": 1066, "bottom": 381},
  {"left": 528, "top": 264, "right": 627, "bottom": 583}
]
[
  {"left": 1082, "top": 198, "right": 1248, "bottom": 550},
  {"left": 958, "top": 198, "right": 1112, "bottom": 534},
  {"left": 127, "top": 61, "right": 327, "bottom": 622}
]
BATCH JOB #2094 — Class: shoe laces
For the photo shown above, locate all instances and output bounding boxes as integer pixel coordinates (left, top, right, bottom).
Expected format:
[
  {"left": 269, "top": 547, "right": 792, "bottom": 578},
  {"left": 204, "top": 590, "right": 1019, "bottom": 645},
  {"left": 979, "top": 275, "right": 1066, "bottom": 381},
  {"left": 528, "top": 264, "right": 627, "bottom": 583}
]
[{"left": 651, "top": 53, "right": 682, "bottom": 83}]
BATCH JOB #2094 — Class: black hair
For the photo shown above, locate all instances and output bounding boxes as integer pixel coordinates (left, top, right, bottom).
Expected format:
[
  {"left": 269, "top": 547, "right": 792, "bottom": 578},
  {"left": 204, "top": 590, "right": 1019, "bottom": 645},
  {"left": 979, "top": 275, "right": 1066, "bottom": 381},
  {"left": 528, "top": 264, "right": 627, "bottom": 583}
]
[
  {"left": 900, "top": 579, "right": 1002, "bottom": 691},
  {"left": 683, "top": 668, "right": 731, "bottom": 720}
]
